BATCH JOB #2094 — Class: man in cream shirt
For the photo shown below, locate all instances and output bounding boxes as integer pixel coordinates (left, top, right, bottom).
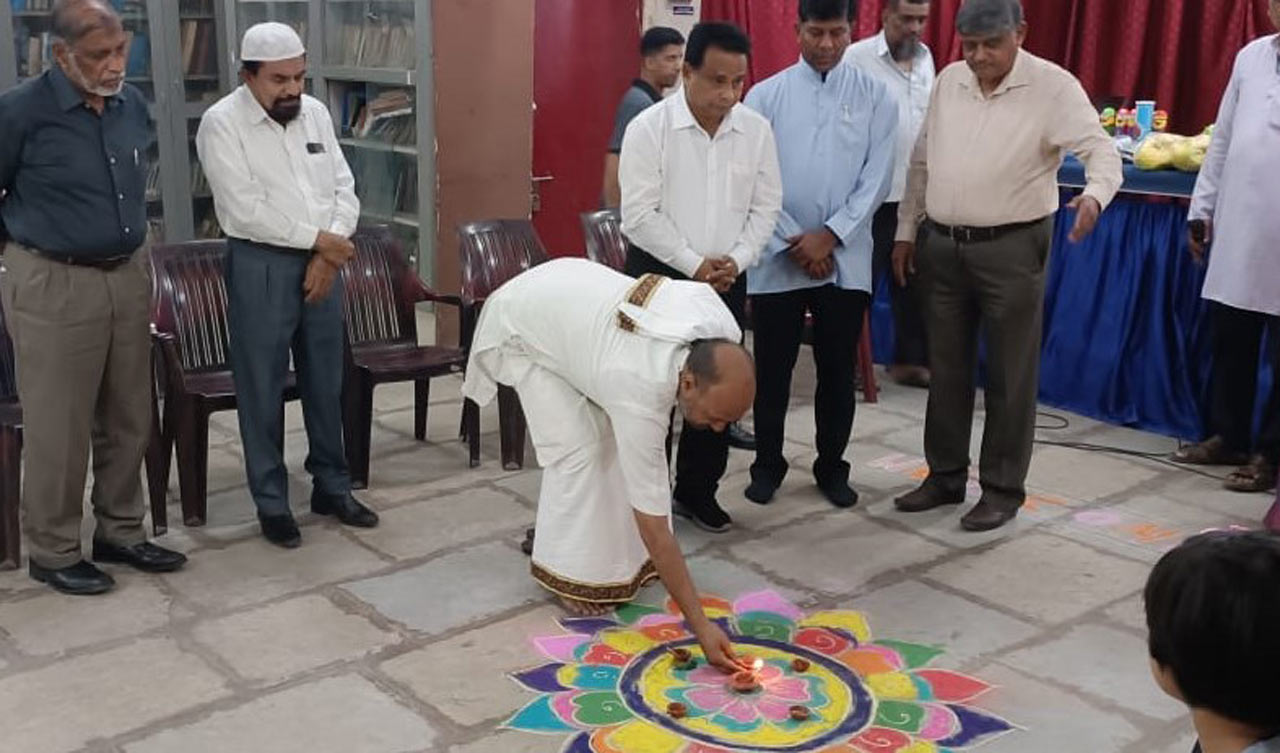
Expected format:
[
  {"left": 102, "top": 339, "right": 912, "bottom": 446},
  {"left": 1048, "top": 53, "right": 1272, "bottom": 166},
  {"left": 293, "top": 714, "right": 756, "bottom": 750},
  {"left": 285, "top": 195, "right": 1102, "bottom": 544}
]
[{"left": 196, "top": 22, "right": 379, "bottom": 548}]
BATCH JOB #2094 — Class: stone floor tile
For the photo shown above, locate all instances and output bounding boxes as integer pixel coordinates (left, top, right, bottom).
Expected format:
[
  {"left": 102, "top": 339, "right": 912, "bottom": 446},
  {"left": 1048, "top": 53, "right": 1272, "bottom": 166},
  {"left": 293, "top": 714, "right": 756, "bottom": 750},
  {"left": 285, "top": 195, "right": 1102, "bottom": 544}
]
[
  {"left": 192, "top": 595, "right": 399, "bottom": 684},
  {"left": 1001, "top": 624, "right": 1184, "bottom": 721},
  {"left": 1104, "top": 595, "right": 1148, "bottom": 635},
  {"left": 1159, "top": 471, "right": 1274, "bottom": 523},
  {"left": 971, "top": 664, "right": 1146, "bottom": 753},
  {"left": 163, "top": 528, "right": 388, "bottom": 612},
  {"left": 342, "top": 541, "right": 544, "bottom": 636},
  {"left": 1046, "top": 494, "right": 1237, "bottom": 564},
  {"left": 1076, "top": 423, "right": 1183, "bottom": 455},
  {"left": 198, "top": 471, "right": 314, "bottom": 531},
  {"left": 123, "top": 675, "right": 435, "bottom": 753},
  {"left": 630, "top": 553, "right": 807, "bottom": 609},
  {"left": 494, "top": 470, "right": 543, "bottom": 505},
  {"left": 0, "top": 566, "right": 45, "bottom": 600},
  {"left": 728, "top": 515, "right": 949, "bottom": 596},
  {"left": 0, "top": 638, "right": 229, "bottom": 753},
  {"left": 1026, "top": 445, "right": 1163, "bottom": 502},
  {"left": 860, "top": 496, "right": 1059, "bottom": 551},
  {"left": 715, "top": 468, "right": 841, "bottom": 532},
  {"left": 353, "top": 489, "right": 531, "bottom": 560},
  {"left": 924, "top": 534, "right": 1150, "bottom": 624},
  {"left": 448, "top": 730, "right": 567, "bottom": 753},
  {"left": 841, "top": 580, "right": 1039, "bottom": 666},
  {"left": 0, "top": 578, "right": 175, "bottom": 656},
  {"left": 379, "top": 605, "right": 561, "bottom": 726}
]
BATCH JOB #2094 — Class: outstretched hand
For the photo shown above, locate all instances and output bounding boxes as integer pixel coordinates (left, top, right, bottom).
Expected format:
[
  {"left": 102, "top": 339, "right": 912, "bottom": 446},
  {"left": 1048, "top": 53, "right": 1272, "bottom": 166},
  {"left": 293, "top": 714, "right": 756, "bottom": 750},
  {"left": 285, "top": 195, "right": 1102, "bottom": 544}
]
[{"left": 695, "top": 620, "right": 751, "bottom": 673}]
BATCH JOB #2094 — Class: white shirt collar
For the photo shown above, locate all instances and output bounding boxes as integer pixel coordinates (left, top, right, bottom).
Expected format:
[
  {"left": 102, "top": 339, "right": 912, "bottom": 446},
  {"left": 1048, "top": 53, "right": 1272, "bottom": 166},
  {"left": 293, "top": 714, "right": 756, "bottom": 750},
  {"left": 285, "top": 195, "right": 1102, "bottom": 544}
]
[
  {"left": 236, "top": 84, "right": 275, "bottom": 126},
  {"left": 871, "top": 30, "right": 931, "bottom": 65},
  {"left": 672, "top": 89, "right": 742, "bottom": 136}
]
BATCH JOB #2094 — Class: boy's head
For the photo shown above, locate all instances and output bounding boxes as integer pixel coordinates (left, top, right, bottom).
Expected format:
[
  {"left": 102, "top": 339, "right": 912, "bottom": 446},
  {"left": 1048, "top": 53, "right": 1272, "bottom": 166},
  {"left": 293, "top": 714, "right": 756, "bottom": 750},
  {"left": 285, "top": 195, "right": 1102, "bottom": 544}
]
[{"left": 1144, "top": 530, "right": 1280, "bottom": 735}]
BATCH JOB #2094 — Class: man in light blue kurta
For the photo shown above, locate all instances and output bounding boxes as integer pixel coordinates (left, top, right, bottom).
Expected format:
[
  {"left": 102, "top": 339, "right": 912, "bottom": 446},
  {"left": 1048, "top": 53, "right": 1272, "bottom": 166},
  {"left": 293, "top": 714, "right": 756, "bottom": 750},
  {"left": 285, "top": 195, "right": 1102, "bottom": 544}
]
[{"left": 741, "top": 0, "right": 897, "bottom": 508}]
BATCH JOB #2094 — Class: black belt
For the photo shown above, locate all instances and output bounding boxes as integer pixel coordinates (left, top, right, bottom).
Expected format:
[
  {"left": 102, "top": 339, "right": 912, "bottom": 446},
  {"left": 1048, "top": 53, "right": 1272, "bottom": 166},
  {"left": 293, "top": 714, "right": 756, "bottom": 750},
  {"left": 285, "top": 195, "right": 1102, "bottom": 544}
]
[
  {"left": 928, "top": 217, "right": 1047, "bottom": 244},
  {"left": 26, "top": 247, "right": 134, "bottom": 270}
]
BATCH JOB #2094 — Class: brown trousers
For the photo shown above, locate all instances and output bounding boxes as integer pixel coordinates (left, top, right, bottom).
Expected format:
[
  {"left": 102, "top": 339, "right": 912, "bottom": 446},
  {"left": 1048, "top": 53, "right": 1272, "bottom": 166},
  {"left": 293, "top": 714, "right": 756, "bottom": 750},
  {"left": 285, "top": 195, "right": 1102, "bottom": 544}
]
[
  {"left": 1, "top": 243, "right": 152, "bottom": 568},
  {"left": 917, "top": 218, "right": 1054, "bottom": 509}
]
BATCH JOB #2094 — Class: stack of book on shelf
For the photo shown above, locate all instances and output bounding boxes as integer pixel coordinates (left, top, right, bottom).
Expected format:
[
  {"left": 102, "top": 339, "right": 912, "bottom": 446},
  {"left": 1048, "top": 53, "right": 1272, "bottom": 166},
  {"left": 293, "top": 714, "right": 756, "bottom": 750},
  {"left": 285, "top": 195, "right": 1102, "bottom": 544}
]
[
  {"left": 179, "top": 19, "right": 216, "bottom": 76},
  {"left": 12, "top": 0, "right": 54, "bottom": 11},
  {"left": 178, "top": 0, "right": 212, "bottom": 13},
  {"left": 124, "top": 29, "right": 150, "bottom": 78},
  {"left": 339, "top": 88, "right": 415, "bottom": 145},
  {"left": 18, "top": 29, "right": 51, "bottom": 77},
  {"left": 335, "top": 14, "right": 414, "bottom": 69}
]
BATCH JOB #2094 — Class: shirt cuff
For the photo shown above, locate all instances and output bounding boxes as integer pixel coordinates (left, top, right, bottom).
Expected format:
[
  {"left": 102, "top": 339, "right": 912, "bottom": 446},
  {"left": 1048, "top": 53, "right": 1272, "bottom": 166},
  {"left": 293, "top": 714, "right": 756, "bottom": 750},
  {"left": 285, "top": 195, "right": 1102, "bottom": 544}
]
[
  {"left": 729, "top": 244, "right": 755, "bottom": 274},
  {"left": 895, "top": 216, "right": 920, "bottom": 243},
  {"left": 669, "top": 247, "right": 706, "bottom": 279},
  {"left": 824, "top": 217, "right": 854, "bottom": 248},
  {"left": 1081, "top": 186, "right": 1116, "bottom": 213},
  {"left": 290, "top": 221, "right": 321, "bottom": 252}
]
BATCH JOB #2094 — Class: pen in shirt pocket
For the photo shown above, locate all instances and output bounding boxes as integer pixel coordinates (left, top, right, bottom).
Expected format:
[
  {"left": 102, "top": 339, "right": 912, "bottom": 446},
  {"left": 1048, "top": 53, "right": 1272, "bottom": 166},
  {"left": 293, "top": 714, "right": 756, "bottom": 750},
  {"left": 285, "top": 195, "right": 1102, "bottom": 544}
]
[{"left": 133, "top": 148, "right": 139, "bottom": 166}]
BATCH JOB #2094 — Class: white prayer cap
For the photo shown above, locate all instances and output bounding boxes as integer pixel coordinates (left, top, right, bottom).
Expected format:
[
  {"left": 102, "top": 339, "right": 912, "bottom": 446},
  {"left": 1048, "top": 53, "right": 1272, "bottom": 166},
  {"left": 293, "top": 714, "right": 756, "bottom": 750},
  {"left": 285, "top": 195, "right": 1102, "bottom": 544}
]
[{"left": 240, "top": 22, "right": 305, "bottom": 63}]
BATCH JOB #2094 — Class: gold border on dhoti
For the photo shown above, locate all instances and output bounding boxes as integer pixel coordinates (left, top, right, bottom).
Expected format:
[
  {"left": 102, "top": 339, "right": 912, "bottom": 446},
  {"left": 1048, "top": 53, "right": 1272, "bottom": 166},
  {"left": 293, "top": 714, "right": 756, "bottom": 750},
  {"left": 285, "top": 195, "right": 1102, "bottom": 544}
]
[{"left": 531, "top": 560, "right": 659, "bottom": 604}]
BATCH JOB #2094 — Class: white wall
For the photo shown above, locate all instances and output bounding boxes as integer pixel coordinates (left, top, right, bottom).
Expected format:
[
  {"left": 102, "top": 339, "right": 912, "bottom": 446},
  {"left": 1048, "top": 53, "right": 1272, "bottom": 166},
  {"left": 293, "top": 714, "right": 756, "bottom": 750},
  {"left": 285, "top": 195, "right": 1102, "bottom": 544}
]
[{"left": 643, "top": 0, "right": 701, "bottom": 38}]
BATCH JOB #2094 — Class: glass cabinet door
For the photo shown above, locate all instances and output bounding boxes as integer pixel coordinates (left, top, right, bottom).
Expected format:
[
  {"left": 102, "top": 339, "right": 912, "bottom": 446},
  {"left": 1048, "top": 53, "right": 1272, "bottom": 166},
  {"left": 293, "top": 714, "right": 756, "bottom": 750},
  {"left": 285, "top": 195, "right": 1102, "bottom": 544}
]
[
  {"left": 324, "top": 0, "right": 415, "bottom": 72},
  {"left": 235, "top": 0, "right": 309, "bottom": 41}
]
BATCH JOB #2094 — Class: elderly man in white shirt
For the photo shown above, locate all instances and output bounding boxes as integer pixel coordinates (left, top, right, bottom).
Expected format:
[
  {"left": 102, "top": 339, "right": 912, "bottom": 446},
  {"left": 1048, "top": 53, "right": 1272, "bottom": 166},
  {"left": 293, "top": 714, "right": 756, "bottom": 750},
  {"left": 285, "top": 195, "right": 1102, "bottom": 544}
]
[
  {"left": 464, "top": 259, "right": 754, "bottom": 677},
  {"left": 845, "top": 0, "right": 935, "bottom": 387},
  {"left": 195, "top": 23, "right": 379, "bottom": 548},
  {"left": 1175, "top": 17, "right": 1280, "bottom": 497},
  {"left": 620, "top": 21, "right": 783, "bottom": 534}
]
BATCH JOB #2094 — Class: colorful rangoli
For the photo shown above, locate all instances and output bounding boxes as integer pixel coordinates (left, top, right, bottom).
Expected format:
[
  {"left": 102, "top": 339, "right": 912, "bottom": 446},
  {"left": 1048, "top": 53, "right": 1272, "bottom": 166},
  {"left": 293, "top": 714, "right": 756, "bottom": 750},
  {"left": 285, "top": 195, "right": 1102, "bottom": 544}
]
[{"left": 504, "top": 591, "right": 1017, "bottom": 752}]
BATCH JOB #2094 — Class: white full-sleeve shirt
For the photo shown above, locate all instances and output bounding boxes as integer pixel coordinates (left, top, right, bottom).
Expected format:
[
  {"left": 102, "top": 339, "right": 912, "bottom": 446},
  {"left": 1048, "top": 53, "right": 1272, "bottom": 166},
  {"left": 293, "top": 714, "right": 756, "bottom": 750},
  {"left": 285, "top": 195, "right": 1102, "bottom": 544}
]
[
  {"left": 619, "top": 90, "right": 782, "bottom": 277},
  {"left": 1188, "top": 35, "right": 1280, "bottom": 317},
  {"left": 195, "top": 85, "right": 360, "bottom": 250}
]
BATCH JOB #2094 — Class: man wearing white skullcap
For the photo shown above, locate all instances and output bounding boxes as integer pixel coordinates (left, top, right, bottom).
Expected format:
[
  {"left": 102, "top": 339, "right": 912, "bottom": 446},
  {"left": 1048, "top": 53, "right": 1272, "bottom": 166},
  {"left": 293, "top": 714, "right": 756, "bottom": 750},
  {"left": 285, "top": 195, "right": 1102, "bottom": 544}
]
[{"left": 195, "top": 22, "right": 379, "bottom": 548}]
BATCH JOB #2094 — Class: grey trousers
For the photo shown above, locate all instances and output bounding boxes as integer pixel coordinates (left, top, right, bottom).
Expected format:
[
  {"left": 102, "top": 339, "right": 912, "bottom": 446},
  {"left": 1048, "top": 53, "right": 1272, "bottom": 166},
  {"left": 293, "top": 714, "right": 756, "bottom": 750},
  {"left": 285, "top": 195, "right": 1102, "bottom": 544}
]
[
  {"left": 1, "top": 243, "right": 151, "bottom": 568},
  {"left": 917, "top": 218, "right": 1054, "bottom": 509},
  {"left": 225, "top": 239, "right": 350, "bottom": 517}
]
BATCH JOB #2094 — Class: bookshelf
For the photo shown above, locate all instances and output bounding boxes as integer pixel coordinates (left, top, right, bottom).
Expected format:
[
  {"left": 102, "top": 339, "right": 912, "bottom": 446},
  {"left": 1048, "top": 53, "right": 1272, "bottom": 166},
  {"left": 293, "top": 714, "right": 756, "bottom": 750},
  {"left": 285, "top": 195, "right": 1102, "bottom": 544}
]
[{"left": 1, "top": 0, "right": 438, "bottom": 279}]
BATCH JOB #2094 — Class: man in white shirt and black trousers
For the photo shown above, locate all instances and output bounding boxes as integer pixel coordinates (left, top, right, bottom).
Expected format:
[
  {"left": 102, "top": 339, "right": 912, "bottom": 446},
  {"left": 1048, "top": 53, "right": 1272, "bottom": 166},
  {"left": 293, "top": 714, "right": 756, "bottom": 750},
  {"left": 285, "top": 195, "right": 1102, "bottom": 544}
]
[
  {"left": 620, "top": 21, "right": 783, "bottom": 533},
  {"left": 196, "top": 23, "right": 378, "bottom": 548}
]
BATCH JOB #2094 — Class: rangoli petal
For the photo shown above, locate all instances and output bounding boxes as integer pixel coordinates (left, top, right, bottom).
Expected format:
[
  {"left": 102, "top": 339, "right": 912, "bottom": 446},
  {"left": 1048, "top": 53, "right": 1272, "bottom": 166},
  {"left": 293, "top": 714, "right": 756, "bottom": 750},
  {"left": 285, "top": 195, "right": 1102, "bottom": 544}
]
[
  {"left": 850, "top": 726, "right": 913, "bottom": 751},
  {"left": 875, "top": 700, "right": 927, "bottom": 734},
  {"left": 731, "top": 590, "right": 805, "bottom": 620},
  {"left": 561, "top": 731, "right": 594, "bottom": 753},
  {"left": 913, "top": 670, "right": 992, "bottom": 703},
  {"left": 874, "top": 639, "right": 945, "bottom": 670},
  {"left": 511, "top": 663, "right": 570, "bottom": 693},
  {"left": 606, "top": 720, "right": 689, "bottom": 753},
  {"left": 505, "top": 695, "right": 578, "bottom": 733},
  {"left": 613, "top": 602, "right": 666, "bottom": 625},
  {"left": 798, "top": 610, "right": 872, "bottom": 642},
  {"left": 866, "top": 671, "right": 919, "bottom": 700},
  {"left": 737, "top": 611, "right": 796, "bottom": 642},
  {"left": 570, "top": 691, "right": 634, "bottom": 727},
  {"left": 600, "top": 629, "right": 657, "bottom": 656},
  {"left": 935, "top": 704, "right": 1016, "bottom": 748},
  {"left": 794, "top": 627, "right": 853, "bottom": 656},
  {"left": 534, "top": 634, "right": 592, "bottom": 664},
  {"left": 558, "top": 616, "right": 621, "bottom": 635}
]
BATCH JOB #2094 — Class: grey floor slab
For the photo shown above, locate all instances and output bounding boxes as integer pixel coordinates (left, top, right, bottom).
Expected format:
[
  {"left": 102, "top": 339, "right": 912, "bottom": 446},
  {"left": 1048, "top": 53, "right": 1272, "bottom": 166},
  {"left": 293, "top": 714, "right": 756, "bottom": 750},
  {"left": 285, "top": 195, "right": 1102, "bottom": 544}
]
[{"left": 342, "top": 541, "right": 544, "bottom": 637}]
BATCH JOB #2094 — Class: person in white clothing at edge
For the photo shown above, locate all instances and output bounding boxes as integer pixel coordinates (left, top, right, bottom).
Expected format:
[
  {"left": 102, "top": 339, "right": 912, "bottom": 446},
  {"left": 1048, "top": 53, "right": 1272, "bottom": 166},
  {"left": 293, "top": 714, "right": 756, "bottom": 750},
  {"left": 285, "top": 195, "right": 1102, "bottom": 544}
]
[
  {"left": 844, "top": 0, "right": 935, "bottom": 388},
  {"left": 1173, "top": 8, "right": 1280, "bottom": 498},
  {"left": 619, "top": 21, "right": 783, "bottom": 536},
  {"left": 195, "top": 22, "right": 380, "bottom": 549}
]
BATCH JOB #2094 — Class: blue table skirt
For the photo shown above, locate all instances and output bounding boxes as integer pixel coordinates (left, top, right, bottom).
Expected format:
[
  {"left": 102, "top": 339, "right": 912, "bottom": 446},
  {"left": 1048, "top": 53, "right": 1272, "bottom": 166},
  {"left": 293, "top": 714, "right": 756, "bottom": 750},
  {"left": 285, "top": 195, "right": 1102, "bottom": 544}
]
[{"left": 870, "top": 188, "right": 1272, "bottom": 441}]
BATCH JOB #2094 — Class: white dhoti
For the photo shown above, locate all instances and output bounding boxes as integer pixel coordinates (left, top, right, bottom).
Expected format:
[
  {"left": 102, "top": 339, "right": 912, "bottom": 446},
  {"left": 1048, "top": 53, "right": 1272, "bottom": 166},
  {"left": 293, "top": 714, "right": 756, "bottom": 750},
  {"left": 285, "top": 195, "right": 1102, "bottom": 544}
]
[{"left": 515, "top": 366, "right": 656, "bottom": 602}]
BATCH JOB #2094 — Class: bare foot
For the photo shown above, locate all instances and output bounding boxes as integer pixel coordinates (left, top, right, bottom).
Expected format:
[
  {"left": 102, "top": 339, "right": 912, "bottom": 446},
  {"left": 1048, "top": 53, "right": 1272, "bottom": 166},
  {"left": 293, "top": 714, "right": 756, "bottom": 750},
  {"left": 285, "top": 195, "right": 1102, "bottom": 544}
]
[{"left": 558, "top": 596, "right": 615, "bottom": 617}]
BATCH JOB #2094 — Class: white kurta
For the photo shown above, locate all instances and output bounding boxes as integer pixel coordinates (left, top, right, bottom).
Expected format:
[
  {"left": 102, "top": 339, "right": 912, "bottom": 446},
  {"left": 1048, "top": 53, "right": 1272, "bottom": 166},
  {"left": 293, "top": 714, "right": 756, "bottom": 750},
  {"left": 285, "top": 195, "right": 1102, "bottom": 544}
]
[
  {"left": 1189, "top": 35, "right": 1280, "bottom": 317},
  {"left": 462, "top": 258, "right": 741, "bottom": 602}
]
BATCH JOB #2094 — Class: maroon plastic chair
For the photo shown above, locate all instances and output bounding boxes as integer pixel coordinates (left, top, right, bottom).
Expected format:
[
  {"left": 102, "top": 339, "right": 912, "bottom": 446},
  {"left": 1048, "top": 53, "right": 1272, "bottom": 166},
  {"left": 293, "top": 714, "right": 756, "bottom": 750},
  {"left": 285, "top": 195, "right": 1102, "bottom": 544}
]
[
  {"left": 0, "top": 277, "right": 19, "bottom": 569},
  {"left": 580, "top": 209, "right": 627, "bottom": 272},
  {"left": 457, "top": 219, "right": 550, "bottom": 469},
  {"left": 340, "top": 226, "right": 468, "bottom": 488},
  {"left": 150, "top": 241, "right": 300, "bottom": 526}
]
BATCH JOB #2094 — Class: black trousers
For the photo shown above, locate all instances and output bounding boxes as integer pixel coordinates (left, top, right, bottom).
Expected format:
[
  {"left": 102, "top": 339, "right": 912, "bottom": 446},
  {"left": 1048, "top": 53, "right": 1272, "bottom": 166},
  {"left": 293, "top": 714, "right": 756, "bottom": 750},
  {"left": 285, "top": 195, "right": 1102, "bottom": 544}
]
[
  {"left": 750, "top": 285, "right": 870, "bottom": 486},
  {"left": 870, "top": 202, "right": 928, "bottom": 366},
  {"left": 1208, "top": 302, "right": 1280, "bottom": 461},
  {"left": 625, "top": 244, "right": 745, "bottom": 504}
]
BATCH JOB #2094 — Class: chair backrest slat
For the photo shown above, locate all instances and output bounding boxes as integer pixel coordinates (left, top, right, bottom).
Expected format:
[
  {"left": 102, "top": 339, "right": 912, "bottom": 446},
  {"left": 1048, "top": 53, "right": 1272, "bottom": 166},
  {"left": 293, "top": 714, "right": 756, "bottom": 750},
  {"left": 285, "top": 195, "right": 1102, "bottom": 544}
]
[
  {"left": 457, "top": 219, "right": 550, "bottom": 303},
  {"left": 341, "top": 226, "right": 417, "bottom": 348},
  {"left": 150, "top": 242, "right": 232, "bottom": 373},
  {"left": 580, "top": 209, "right": 627, "bottom": 272}
]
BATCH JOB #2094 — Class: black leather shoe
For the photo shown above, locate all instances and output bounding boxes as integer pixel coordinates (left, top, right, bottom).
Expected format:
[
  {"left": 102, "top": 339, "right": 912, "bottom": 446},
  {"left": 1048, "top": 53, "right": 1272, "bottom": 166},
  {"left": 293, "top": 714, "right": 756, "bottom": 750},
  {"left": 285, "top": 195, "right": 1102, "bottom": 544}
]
[
  {"left": 960, "top": 497, "right": 1019, "bottom": 532},
  {"left": 744, "top": 478, "right": 778, "bottom": 505},
  {"left": 29, "top": 560, "right": 115, "bottom": 595},
  {"left": 673, "top": 498, "right": 732, "bottom": 533},
  {"left": 816, "top": 476, "right": 859, "bottom": 509},
  {"left": 726, "top": 423, "right": 756, "bottom": 451},
  {"left": 311, "top": 489, "right": 379, "bottom": 528},
  {"left": 894, "top": 480, "right": 966, "bottom": 513},
  {"left": 259, "top": 514, "right": 302, "bottom": 548},
  {"left": 92, "top": 540, "right": 188, "bottom": 573},
  {"left": 521, "top": 527, "right": 535, "bottom": 556}
]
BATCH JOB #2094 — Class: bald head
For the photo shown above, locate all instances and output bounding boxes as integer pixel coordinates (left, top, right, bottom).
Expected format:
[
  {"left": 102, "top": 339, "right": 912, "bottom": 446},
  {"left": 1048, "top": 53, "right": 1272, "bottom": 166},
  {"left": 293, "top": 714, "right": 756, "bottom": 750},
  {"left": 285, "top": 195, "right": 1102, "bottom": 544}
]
[
  {"left": 678, "top": 340, "right": 756, "bottom": 433},
  {"left": 52, "top": 0, "right": 121, "bottom": 45}
]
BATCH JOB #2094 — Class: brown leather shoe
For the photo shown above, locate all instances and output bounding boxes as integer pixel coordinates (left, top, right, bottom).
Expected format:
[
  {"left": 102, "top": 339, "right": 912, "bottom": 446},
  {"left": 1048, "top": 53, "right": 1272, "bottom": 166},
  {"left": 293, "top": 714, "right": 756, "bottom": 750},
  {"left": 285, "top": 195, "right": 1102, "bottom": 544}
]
[
  {"left": 960, "top": 497, "right": 1018, "bottom": 532},
  {"left": 894, "top": 480, "right": 965, "bottom": 513},
  {"left": 1172, "top": 436, "right": 1250, "bottom": 466}
]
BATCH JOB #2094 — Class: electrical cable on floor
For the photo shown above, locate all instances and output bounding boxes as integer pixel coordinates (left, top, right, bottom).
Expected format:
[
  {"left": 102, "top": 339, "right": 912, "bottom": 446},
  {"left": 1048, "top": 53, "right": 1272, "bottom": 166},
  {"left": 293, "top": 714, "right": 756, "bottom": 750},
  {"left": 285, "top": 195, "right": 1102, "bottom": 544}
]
[{"left": 1033, "top": 410, "right": 1232, "bottom": 482}]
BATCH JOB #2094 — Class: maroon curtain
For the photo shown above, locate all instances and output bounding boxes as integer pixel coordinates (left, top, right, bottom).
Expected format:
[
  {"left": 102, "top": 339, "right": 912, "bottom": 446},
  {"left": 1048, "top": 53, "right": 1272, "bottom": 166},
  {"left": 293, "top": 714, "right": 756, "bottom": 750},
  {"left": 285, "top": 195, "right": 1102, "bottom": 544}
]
[{"left": 702, "top": 0, "right": 1274, "bottom": 133}]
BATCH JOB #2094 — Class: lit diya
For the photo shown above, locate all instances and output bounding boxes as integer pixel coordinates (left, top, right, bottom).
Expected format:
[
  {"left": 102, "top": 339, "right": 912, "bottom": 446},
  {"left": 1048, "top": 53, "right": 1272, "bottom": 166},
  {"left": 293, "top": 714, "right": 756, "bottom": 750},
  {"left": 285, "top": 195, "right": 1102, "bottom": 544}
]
[{"left": 729, "top": 657, "right": 765, "bottom": 693}]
